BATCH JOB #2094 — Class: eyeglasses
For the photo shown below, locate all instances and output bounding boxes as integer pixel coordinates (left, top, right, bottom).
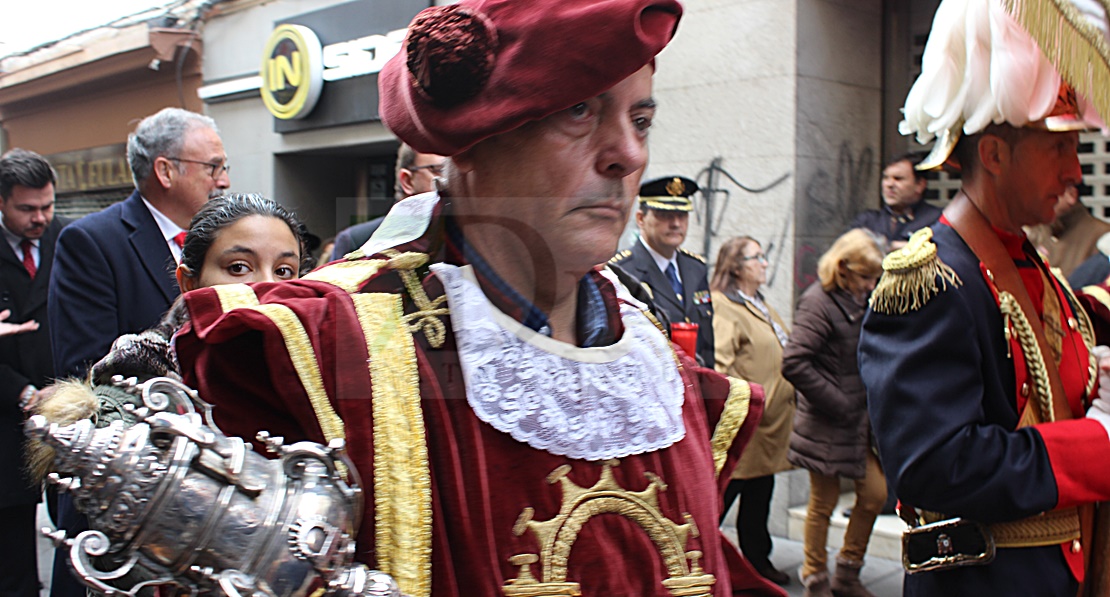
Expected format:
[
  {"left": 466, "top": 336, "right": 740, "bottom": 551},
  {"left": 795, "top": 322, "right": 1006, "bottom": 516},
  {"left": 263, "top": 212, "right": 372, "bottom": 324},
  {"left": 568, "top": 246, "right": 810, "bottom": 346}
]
[
  {"left": 168, "top": 157, "right": 230, "bottom": 179},
  {"left": 739, "top": 253, "right": 767, "bottom": 263},
  {"left": 409, "top": 163, "right": 445, "bottom": 176}
]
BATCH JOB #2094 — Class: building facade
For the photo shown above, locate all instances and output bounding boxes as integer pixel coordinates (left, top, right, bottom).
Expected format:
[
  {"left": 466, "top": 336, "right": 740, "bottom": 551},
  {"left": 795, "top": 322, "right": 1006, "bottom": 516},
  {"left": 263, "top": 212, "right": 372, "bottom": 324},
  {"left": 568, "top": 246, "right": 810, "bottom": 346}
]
[{"left": 0, "top": 1, "right": 208, "bottom": 218}]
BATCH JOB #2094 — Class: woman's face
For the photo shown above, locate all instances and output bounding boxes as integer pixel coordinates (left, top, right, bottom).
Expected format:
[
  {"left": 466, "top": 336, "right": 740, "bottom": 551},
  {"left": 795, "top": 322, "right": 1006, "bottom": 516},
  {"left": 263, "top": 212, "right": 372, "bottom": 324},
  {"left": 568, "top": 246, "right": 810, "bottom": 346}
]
[
  {"left": 735, "top": 242, "right": 767, "bottom": 288},
  {"left": 177, "top": 215, "right": 301, "bottom": 291},
  {"left": 841, "top": 262, "right": 880, "bottom": 302}
]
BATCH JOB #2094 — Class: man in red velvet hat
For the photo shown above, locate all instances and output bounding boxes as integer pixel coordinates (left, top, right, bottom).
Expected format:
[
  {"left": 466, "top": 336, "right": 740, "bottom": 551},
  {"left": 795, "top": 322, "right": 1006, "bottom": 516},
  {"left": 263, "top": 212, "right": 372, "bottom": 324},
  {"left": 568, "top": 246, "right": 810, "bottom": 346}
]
[{"left": 174, "top": 1, "right": 783, "bottom": 595}]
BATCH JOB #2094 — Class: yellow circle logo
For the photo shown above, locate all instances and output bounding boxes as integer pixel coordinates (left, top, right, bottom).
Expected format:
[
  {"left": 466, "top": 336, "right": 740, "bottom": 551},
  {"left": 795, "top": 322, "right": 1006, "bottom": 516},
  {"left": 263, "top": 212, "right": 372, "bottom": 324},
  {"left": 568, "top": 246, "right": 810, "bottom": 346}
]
[{"left": 260, "top": 24, "right": 324, "bottom": 120}]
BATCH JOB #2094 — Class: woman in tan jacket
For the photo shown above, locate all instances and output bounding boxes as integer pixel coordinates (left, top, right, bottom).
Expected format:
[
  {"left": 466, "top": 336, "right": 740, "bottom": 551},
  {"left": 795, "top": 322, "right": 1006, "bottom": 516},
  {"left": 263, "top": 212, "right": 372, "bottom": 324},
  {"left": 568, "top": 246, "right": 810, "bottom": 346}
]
[{"left": 711, "top": 236, "right": 796, "bottom": 587}]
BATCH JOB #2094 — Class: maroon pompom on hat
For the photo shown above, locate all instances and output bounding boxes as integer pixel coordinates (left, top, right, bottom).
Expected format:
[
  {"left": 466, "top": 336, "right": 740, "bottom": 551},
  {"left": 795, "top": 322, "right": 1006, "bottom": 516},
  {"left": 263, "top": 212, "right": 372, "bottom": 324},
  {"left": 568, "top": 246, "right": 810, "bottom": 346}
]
[{"left": 379, "top": 0, "right": 683, "bottom": 156}]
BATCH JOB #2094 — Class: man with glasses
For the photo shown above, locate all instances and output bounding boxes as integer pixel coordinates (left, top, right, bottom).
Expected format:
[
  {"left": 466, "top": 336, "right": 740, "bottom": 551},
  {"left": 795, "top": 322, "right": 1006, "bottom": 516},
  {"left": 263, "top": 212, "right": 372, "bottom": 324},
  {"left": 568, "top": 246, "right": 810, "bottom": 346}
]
[
  {"left": 46, "top": 107, "right": 229, "bottom": 597},
  {"left": 331, "top": 143, "right": 445, "bottom": 260},
  {"left": 611, "top": 175, "right": 715, "bottom": 366}
]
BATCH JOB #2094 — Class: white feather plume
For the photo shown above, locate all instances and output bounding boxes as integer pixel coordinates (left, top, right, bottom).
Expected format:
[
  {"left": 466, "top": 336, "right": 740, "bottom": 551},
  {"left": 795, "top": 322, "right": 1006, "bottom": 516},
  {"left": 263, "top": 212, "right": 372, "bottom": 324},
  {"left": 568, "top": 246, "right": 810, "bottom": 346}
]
[
  {"left": 902, "top": 0, "right": 970, "bottom": 142},
  {"left": 902, "top": 0, "right": 1108, "bottom": 142}
]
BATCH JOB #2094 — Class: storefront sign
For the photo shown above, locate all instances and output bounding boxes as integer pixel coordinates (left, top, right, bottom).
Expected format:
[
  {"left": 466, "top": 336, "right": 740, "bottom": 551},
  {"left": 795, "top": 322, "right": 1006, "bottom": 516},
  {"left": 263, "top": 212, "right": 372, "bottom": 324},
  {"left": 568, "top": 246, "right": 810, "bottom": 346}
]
[
  {"left": 198, "top": 0, "right": 428, "bottom": 131},
  {"left": 260, "top": 24, "right": 325, "bottom": 120},
  {"left": 48, "top": 144, "right": 132, "bottom": 194}
]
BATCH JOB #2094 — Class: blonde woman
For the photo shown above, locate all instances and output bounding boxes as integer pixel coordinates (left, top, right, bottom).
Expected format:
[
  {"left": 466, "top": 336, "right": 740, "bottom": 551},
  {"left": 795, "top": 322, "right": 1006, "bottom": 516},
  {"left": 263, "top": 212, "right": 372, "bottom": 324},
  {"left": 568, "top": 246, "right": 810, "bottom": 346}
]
[
  {"left": 781, "top": 229, "right": 885, "bottom": 597},
  {"left": 710, "top": 236, "right": 795, "bottom": 587}
]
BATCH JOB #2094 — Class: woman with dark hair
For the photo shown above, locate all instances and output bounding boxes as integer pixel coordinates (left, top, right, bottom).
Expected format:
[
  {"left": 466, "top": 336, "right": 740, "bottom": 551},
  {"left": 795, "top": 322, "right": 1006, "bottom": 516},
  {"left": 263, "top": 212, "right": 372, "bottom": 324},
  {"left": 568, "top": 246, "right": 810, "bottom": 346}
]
[
  {"left": 176, "top": 193, "right": 313, "bottom": 290},
  {"left": 31, "top": 194, "right": 309, "bottom": 471},
  {"left": 710, "top": 235, "right": 795, "bottom": 587},
  {"left": 782, "top": 228, "right": 885, "bottom": 597}
]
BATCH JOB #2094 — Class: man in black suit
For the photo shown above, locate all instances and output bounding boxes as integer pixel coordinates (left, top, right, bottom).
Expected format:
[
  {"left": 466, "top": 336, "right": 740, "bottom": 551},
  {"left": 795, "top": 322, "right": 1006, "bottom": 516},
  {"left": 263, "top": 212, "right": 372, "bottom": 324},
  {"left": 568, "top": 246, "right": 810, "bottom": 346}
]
[
  {"left": 610, "top": 176, "right": 714, "bottom": 366},
  {"left": 0, "top": 148, "right": 65, "bottom": 596},
  {"left": 331, "top": 143, "right": 445, "bottom": 260},
  {"left": 49, "top": 107, "right": 230, "bottom": 379},
  {"left": 47, "top": 108, "right": 229, "bottom": 597}
]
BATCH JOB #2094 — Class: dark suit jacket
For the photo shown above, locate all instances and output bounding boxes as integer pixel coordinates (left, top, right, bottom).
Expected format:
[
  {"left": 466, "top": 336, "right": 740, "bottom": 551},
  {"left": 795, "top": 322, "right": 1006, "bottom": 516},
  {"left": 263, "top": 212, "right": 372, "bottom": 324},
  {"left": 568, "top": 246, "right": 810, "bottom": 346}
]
[
  {"left": 611, "top": 241, "right": 714, "bottom": 366},
  {"left": 0, "top": 216, "right": 67, "bottom": 508},
  {"left": 49, "top": 190, "right": 180, "bottom": 380},
  {"left": 331, "top": 216, "right": 385, "bottom": 261}
]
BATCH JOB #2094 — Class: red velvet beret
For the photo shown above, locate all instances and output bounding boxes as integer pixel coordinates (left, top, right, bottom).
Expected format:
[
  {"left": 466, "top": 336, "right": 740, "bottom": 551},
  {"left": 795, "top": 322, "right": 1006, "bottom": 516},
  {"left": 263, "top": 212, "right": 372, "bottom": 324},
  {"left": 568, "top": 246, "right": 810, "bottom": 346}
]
[{"left": 379, "top": 0, "right": 683, "bottom": 156}]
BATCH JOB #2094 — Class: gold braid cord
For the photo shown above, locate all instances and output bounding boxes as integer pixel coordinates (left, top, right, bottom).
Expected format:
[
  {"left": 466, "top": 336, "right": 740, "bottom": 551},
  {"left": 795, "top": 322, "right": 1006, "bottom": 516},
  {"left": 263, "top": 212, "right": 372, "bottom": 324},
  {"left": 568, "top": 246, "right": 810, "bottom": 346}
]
[
  {"left": 710, "top": 378, "right": 752, "bottom": 479},
  {"left": 382, "top": 250, "right": 449, "bottom": 348},
  {"left": 999, "top": 292, "right": 1056, "bottom": 424},
  {"left": 504, "top": 462, "right": 715, "bottom": 597},
  {"left": 1055, "top": 272, "right": 1099, "bottom": 399},
  {"left": 351, "top": 292, "right": 432, "bottom": 597},
  {"left": 870, "top": 228, "right": 962, "bottom": 315},
  {"left": 266, "top": 255, "right": 440, "bottom": 594},
  {"left": 1000, "top": 0, "right": 1110, "bottom": 126}
]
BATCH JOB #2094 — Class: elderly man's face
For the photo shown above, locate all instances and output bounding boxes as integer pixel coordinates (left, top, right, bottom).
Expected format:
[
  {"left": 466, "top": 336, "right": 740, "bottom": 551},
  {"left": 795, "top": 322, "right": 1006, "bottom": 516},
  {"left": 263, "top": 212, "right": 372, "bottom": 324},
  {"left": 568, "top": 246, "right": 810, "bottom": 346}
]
[
  {"left": 170, "top": 125, "right": 231, "bottom": 218},
  {"left": 457, "top": 65, "right": 654, "bottom": 270}
]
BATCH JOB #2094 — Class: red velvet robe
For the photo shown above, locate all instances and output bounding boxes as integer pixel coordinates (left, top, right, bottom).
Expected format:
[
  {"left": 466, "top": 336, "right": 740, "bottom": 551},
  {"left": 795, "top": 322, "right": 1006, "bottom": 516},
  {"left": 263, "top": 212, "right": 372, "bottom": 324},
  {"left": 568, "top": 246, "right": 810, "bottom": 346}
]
[{"left": 175, "top": 216, "right": 783, "bottom": 597}]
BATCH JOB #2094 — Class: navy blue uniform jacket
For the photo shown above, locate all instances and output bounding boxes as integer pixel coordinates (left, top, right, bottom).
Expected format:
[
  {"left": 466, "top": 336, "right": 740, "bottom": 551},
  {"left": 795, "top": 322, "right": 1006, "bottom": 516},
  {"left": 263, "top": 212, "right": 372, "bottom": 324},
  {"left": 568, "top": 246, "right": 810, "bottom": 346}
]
[
  {"left": 860, "top": 223, "right": 1110, "bottom": 595},
  {"left": 611, "top": 241, "right": 714, "bottom": 366}
]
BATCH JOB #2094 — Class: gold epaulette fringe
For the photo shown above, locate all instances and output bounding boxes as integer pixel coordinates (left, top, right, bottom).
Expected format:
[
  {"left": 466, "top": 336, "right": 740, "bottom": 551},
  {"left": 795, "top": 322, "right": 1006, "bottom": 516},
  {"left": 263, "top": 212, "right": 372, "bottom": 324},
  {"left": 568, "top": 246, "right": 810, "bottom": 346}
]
[
  {"left": 999, "top": 0, "right": 1110, "bottom": 128},
  {"left": 679, "top": 248, "right": 706, "bottom": 263},
  {"left": 870, "top": 228, "right": 961, "bottom": 315}
]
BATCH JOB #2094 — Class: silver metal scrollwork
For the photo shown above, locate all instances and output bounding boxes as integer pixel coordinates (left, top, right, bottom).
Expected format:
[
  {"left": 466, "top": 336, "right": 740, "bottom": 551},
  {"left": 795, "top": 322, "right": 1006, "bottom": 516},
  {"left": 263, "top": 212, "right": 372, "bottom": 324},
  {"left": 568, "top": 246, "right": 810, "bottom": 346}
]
[{"left": 28, "top": 376, "right": 402, "bottom": 597}]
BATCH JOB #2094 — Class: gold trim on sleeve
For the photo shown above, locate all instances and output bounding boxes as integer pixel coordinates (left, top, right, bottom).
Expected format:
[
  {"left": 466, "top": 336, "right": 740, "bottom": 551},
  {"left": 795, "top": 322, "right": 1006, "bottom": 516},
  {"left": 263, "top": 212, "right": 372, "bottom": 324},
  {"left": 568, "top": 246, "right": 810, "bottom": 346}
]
[
  {"left": 1080, "top": 283, "right": 1110, "bottom": 312},
  {"left": 351, "top": 293, "right": 432, "bottom": 597},
  {"left": 214, "top": 284, "right": 260, "bottom": 312},
  {"left": 710, "top": 378, "right": 752, "bottom": 478},
  {"left": 250, "top": 304, "right": 346, "bottom": 444},
  {"left": 302, "top": 259, "right": 389, "bottom": 293}
]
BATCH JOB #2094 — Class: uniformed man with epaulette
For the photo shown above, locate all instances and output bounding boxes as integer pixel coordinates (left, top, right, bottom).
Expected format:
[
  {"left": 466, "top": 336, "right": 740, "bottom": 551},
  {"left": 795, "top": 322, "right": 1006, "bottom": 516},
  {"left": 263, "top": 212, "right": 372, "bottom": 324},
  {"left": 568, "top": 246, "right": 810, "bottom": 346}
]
[
  {"left": 858, "top": 0, "right": 1110, "bottom": 595},
  {"left": 610, "top": 176, "right": 714, "bottom": 366}
]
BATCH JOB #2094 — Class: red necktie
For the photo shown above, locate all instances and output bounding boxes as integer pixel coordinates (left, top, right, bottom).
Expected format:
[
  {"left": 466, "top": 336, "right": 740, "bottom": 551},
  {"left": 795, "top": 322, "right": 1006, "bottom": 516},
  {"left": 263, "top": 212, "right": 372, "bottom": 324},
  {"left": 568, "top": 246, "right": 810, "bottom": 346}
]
[
  {"left": 173, "top": 231, "right": 187, "bottom": 249},
  {"left": 20, "top": 238, "right": 36, "bottom": 279}
]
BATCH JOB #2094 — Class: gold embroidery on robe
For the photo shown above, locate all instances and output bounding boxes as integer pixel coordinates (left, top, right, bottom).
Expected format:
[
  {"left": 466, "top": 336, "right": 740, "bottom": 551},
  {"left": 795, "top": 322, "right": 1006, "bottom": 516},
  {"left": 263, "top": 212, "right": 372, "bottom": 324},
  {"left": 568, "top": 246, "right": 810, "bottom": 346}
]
[
  {"left": 302, "top": 259, "right": 389, "bottom": 293},
  {"left": 351, "top": 292, "right": 432, "bottom": 597},
  {"left": 710, "top": 378, "right": 752, "bottom": 478},
  {"left": 505, "top": 462, "right": 715, "bottom": 597}
]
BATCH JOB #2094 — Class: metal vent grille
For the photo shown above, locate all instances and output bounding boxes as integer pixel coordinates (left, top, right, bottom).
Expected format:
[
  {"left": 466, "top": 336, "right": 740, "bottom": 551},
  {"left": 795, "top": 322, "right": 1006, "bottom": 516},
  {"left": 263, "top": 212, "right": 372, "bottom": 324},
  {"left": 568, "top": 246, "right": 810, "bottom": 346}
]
[{"left": 55, "top": 190, "right": 130, "bottom": 220}]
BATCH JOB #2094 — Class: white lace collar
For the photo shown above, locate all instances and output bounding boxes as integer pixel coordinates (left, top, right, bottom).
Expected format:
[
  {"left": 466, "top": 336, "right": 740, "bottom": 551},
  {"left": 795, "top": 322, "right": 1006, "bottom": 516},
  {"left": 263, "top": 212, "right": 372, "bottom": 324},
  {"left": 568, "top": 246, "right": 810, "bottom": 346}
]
[{"left": 430, "top": 263, "right": 686, "bottom": 461}]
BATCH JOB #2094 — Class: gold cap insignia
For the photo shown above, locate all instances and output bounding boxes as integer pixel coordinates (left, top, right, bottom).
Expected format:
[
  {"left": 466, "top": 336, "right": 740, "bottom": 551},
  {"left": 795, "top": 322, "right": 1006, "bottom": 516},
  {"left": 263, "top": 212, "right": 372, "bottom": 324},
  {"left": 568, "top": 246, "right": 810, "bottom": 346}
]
[{"left": 665, "top": 177, "right": 685, "bottom": 197}]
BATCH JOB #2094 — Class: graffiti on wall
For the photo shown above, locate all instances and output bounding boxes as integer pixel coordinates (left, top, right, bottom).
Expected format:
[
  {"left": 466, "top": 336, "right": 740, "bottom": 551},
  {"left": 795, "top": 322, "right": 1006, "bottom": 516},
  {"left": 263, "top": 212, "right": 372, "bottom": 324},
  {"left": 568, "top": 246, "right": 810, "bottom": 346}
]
[{"left": 795, "top": 142, "right": 874, "bottom": 291}]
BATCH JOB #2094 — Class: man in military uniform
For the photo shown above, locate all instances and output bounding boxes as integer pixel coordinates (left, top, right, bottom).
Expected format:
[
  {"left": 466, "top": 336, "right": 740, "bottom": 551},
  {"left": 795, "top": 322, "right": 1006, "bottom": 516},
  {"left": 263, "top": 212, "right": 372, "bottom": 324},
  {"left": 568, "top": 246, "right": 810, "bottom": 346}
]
[
  {"left": 610, "top": 176, "right": 714, "bottom": 366},
  {"left": 859, "top": 0, "right": 1110, "bottom": 594},
  {"left": 172, "top": 0, "right": 784, "bottom": 595}
]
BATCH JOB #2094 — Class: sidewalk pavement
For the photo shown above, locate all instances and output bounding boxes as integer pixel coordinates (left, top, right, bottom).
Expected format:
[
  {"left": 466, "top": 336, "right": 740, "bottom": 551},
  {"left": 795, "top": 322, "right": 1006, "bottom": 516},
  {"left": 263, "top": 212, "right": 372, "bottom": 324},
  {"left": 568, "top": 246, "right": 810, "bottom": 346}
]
[{"left": 720, "top": 525, "right": 905, "bottom": 597}]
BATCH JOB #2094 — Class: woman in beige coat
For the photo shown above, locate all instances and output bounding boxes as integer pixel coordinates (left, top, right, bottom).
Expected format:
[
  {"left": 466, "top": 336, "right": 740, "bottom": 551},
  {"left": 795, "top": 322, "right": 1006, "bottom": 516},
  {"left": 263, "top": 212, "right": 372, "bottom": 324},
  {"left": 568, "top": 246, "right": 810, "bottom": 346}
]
[{"left": 711, "top": 236, "right": 796, "bottom": 587}]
